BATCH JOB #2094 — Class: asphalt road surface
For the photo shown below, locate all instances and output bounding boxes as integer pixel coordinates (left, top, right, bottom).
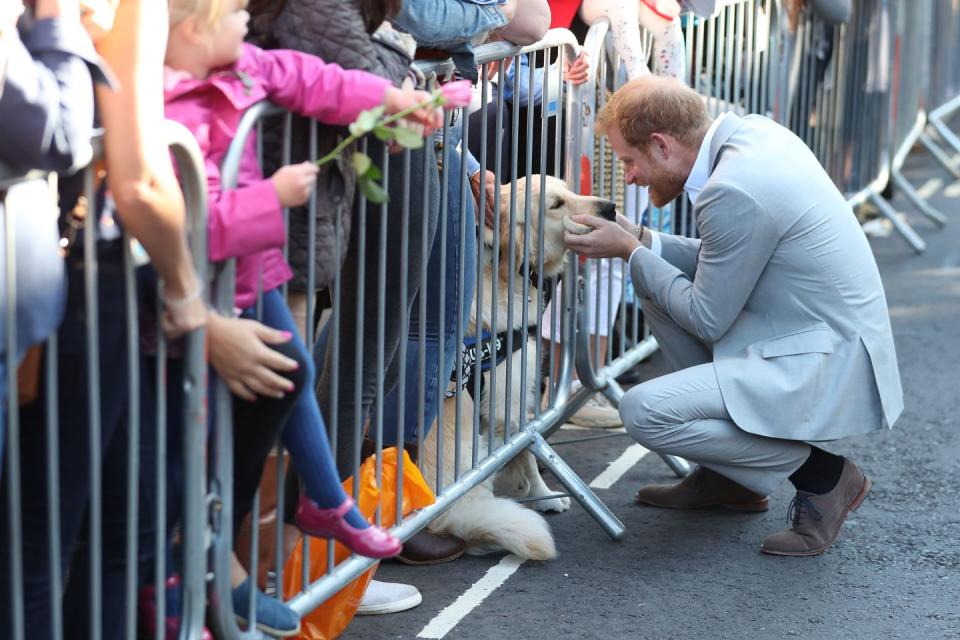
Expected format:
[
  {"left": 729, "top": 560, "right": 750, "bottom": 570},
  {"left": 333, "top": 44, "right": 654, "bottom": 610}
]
[{"left": 345, "top": 148, "right": 960, "bottom": 640}]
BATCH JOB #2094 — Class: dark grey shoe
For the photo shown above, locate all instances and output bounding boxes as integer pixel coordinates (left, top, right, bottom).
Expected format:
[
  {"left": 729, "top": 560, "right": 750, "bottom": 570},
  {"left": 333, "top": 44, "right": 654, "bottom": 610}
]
[
  {"left": 635, "top": 466, "right": 769, "bottom": 512},
  {"left": 761, "top": 459, "right": 871, "bottom": 557}
]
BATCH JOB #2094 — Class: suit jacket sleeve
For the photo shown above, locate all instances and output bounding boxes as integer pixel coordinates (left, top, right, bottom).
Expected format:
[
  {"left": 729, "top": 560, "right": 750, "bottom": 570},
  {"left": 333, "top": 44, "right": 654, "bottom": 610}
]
[
  {"left": 657, "top": 233, "right": 701, "bottom": 280},
  {"left": 629, "top": 181, "right": 780, "bottom": 343}
]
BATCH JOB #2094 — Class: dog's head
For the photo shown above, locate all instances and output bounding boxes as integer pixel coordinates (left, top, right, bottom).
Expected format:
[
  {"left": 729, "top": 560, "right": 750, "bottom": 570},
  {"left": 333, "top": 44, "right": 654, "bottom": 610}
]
[{"left": 485, "top": 175, "right": 617, "bottom": 280}]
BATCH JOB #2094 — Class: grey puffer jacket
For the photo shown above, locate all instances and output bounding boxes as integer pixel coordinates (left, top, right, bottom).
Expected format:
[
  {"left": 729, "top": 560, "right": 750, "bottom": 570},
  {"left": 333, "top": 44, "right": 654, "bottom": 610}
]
[{"left": 248, "top": 0, "right": 413, "bottom": 291}]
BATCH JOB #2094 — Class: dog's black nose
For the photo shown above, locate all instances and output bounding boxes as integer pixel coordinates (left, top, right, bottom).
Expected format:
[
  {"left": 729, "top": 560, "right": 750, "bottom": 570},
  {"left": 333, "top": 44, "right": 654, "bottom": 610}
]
[{"left": 598, "top": 200, "right": 617, "bottom": 221}]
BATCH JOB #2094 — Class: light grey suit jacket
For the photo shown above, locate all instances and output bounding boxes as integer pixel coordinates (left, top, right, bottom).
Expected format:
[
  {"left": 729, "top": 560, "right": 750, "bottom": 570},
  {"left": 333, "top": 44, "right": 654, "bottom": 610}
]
[{"left": 629, "top": 114, "right": 903, "bottom": 442}]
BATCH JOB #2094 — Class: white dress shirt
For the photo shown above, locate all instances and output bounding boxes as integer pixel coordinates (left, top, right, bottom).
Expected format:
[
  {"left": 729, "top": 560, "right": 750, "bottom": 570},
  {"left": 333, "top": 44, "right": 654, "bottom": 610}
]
[{"left": 628, "top": 113, "right": 729, "bottom": 265}]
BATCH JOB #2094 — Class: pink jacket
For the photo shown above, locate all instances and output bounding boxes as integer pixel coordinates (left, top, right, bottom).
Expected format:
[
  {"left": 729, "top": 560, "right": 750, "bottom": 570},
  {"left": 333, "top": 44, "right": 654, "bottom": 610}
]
[{"left": 164, "top": 43, "right": 390, "bottom": 309}]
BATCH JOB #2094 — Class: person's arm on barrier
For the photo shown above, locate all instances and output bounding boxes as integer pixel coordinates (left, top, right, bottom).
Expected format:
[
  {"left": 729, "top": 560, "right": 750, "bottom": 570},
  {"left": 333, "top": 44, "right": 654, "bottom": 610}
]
[
  {"left": 207, "top": 312, "right": 298, "bottom": 402},
  {"left": 94, "top": 0, "right": 205, "bottom": 338}
]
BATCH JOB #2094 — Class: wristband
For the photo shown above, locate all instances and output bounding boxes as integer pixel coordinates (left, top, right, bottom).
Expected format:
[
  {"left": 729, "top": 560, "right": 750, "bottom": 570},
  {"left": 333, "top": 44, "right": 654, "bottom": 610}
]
[{"left": 164, "top": 280, "right": 203, "bottom": 310}]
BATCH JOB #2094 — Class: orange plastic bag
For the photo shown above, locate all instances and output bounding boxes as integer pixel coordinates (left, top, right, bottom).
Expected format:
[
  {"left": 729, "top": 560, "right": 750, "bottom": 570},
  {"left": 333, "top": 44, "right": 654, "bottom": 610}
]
[{"left": 282, "top": 448, "right": 435, "bottom": 640}]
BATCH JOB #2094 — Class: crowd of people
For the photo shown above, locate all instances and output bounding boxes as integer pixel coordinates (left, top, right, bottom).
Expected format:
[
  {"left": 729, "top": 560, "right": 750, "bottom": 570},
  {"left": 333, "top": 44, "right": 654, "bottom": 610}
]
[{"left": 1, "top": 0, "right": 898, "bottom": 639}]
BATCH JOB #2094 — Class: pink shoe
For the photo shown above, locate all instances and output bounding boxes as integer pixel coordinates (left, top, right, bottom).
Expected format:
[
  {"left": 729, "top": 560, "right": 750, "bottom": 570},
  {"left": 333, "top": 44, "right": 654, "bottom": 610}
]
[
  {"left": 138, "top": 576, "right": 214, "bottom": 640},
  {"left": 294, "top": 496, "right": 402, "bottom": 559}
]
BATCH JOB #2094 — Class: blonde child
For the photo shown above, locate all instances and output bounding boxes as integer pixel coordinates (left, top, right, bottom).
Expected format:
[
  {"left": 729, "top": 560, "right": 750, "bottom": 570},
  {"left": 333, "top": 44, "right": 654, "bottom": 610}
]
[{"left": 164, "top": 0, "right": 449, "bottom": 634}]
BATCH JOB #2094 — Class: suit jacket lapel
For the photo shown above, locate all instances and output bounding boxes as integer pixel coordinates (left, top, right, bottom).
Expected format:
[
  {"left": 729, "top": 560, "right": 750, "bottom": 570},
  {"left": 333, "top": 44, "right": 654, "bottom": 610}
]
[{"left": 708, "top": 113, "right": 744, "bottom": 174}]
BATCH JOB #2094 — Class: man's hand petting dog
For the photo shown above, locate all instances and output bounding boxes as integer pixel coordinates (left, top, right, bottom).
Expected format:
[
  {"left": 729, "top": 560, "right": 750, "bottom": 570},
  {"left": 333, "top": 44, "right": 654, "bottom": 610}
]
[{"left": 564, "top": 213, "right": 641, "bottom": 261}]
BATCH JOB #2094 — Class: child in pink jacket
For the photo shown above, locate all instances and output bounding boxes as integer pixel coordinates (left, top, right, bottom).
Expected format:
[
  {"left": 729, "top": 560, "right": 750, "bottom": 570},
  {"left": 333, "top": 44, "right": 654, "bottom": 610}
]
[{"left": 164, "top": 0, "right": 446, "bottom": 635}]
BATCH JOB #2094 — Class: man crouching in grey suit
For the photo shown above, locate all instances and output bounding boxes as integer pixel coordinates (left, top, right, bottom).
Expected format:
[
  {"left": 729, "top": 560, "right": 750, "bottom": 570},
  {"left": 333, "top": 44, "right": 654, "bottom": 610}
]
[{"left": 564, "top": 75, "right": 903, "bottom": 556}]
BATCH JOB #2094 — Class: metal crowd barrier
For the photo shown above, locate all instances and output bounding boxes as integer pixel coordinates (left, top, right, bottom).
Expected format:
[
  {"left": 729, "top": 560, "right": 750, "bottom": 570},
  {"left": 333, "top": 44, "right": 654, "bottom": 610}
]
[
  {"left": 924, "top": 1, "right": 960, "bottom": 188},
  {"left": 200, "top": 2, "right": 960, "bottom": 633},
  {"left": 208, "top": 28, "right": 635, "bottom": 632},
  {"left": 0, "top": 122, "right": 208, "bottom": 639},
  {"left": 928, "top": 0, "right": 960, "bottom": 159},
  {"left": 783, "top": 0, "right": 954, "bottom": 253}
]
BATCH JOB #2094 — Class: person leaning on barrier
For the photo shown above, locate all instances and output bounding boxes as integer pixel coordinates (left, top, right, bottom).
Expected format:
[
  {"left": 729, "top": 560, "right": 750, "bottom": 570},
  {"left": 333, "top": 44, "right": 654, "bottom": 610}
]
[
  {"left": 0, "top": 0, "right": 109, "bottom": 455},
  {"left": 1, "top": 1, "right": 209, "bottom": 639},
  {"left": 563, "top": 75, "right": 903, "bottom": 556}
]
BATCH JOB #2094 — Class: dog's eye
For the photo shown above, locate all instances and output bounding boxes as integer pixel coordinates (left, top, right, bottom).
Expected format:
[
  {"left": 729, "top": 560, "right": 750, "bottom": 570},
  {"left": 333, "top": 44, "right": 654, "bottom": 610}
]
[{"left": 547, "top": 197, "right": 563, "bottom": 210}]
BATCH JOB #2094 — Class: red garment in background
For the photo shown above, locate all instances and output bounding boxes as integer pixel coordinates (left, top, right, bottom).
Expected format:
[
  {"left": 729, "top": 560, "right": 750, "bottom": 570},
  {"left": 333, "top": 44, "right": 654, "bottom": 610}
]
[{"left": 548, "top": 0, "right": 581, "bottom": 28}]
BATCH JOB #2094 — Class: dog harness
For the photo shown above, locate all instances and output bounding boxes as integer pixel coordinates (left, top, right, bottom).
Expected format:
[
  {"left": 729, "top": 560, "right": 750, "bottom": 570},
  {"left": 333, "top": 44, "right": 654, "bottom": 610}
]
[{"left": 446, "top": 327, "right": 529, "bottom": 400}]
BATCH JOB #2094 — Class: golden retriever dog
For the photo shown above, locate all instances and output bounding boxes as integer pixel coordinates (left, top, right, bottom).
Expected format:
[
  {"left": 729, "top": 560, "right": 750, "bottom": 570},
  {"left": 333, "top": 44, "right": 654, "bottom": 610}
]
[{"left": 420, "top": 175, "right": 616, "bottom": 560}]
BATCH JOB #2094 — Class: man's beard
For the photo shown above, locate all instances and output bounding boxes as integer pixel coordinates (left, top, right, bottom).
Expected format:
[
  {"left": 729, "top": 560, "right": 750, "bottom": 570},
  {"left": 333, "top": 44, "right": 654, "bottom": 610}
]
[{"left": 648, "top": 170, "right": 686, "bottom": 208}]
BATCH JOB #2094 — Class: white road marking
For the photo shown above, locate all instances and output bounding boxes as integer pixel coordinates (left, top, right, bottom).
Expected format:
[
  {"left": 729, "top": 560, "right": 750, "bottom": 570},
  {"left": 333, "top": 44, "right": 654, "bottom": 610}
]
[
  {"left": 589, "top": 443, "right": 650, "bottom": 489},
  {"left": 944, "top": 181, "right": 960, "bottom": 198},
  {"left": 417, "top": 555, "right": 526, "bottom": 639},
  {"left": 915, "top": 177, "right": 944, "bottom": 200}
]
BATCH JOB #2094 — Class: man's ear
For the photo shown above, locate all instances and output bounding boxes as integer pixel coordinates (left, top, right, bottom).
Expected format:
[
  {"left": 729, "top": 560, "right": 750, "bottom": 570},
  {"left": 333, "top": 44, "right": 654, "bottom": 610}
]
[{"left": 649, "top": 132, "right": 671, "bottom": 162}]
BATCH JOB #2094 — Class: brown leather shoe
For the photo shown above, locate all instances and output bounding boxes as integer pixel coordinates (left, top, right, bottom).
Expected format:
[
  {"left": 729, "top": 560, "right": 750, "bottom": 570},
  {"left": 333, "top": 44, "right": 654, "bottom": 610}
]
[
  {"left": 761, "top": 459, "right": 871, "bottom": 557},
  {"left": 635, "top": 466, "right": 769, "bottom": 512},
  {"left": 395, "top": 529, "right": 467, "bottom": 566}
]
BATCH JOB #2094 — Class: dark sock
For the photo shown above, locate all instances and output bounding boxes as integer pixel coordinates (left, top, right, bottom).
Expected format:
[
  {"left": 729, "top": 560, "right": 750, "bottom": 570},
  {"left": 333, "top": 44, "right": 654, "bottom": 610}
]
[{"left": 789, "top": 446, "right": 845, "bottom": 494}]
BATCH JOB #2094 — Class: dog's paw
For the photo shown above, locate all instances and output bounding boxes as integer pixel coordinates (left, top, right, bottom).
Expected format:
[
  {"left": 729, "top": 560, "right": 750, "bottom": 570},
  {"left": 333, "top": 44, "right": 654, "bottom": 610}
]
[
  {"left": 535, "top": 495, "right": 571, "bottom": 513},
  {"left": 563, "top": 217, "right": 592, "bottom": 235}
]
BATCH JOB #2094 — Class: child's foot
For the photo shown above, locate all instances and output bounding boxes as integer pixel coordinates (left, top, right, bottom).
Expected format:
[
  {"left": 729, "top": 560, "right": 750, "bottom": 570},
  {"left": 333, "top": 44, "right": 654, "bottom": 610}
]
[
  {"left": 138, "top": 575, "right": 214, "bottom": 640},
  {"left": 232, "top": 578, "right": 301, "bottom": 638},
  {"left": 294, "top": 495, "right": 403, "bottom": 558}
]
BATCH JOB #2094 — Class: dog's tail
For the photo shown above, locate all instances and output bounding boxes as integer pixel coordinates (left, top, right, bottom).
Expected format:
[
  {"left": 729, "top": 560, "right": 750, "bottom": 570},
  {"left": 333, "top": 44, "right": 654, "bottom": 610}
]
[{"left": 428, "top": 487, "right": 556, "bottom": 561}]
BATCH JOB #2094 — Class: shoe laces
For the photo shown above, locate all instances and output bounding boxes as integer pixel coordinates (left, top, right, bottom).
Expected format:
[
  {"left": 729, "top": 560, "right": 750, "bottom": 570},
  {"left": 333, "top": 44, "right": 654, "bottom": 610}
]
[{"left": 786, "top": 493, "right": 822, "bottom": 528}]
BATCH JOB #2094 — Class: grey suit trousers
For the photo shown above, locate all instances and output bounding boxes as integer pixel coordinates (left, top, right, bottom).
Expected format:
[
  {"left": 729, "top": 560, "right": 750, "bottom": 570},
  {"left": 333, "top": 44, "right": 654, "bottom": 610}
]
[{"left": 620, "top": 300, "right": 811, "bottom": 496}]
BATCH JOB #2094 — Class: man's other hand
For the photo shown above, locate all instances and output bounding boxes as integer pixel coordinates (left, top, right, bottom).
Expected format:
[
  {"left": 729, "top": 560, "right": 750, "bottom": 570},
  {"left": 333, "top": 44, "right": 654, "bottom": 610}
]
[{"left": 564, "top": 214, "right": 641, "bottom": 261}]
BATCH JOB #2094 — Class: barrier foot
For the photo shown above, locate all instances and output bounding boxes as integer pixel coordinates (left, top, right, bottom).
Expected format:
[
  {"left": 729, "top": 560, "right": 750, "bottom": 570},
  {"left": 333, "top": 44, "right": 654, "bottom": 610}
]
[
  {"left": 527, "top": 431, "right": 625, "bottom": 540},
  {"left": 659, "top": 455, "right": 692, "bottom": 478},
  {"left": 918, "top": 132, "right": 960, "bottom": 182},
  {"left": 929, "top": 117, "right": 960, "bottom": 157},
  {"left": 866, "top": 192, "right": 926, "bottom": 253},
  {"left": 600, "top": 379, "right": 691, "bottom": 479},
  {"left": 892, "top": 169, "right": 948, "bottom": 227}
]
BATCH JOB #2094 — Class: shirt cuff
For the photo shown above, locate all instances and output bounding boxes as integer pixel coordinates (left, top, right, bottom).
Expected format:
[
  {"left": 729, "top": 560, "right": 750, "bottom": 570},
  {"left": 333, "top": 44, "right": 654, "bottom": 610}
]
[
  {"left": 627, "top": 230, "right": 662, "bottom": 267},
  {"left": 649, "top": 229, "right": 663, "bottom": 257}
]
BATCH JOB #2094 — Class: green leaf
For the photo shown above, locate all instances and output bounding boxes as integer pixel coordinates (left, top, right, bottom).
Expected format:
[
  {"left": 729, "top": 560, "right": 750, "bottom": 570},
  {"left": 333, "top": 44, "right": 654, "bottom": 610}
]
[
  {"left": 392, "top": 125, "right": 424, "bottom": 150},
  {"left": 373, "top": 125, "right": 395, "bottom": 142},
  {"left": 349, "top": 106, "right": 385, "bottom": 137},
  {"left": 351, "top": 152, "right": 372, "bottom": 176},
  {"left": 366, "top": 164, "right": 382, "bottom": 181},
  {"left": 358, "top": 176, "right": 389, "bottom": 204}
]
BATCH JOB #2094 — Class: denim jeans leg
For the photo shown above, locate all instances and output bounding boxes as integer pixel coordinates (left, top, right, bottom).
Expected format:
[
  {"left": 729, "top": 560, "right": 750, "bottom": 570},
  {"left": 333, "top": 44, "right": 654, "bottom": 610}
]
[
  {"left": 381, "top": 135, "right": 478, "bottom": 448},
  {"left": 314, "top": 142, "right": 440, "bottom": 480},
  {"left": 257, "top": 289, "right": 350, "bottom": 509}
]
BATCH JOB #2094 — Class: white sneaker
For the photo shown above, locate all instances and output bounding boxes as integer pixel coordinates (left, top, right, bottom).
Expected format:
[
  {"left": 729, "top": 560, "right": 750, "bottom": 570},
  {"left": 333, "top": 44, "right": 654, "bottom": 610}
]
[
  {"left": 568, "top": 385, "right": 623, "bottom": 428},
  {"left": 265, "top": 571, "right": 278, "bottom": 598},
  {"left": 355, "top": 580, "right": 422, "bottom": 616}
]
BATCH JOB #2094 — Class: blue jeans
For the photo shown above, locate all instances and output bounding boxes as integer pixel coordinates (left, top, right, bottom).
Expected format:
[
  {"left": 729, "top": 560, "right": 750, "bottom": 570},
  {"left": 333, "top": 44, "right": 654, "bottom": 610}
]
[
  {"left": 392, "top": 0, "right": 507, "bottom": 49},
  {"left": 381, "top": 122, "right": 478, "bottom": 447},
  {"left": 243, "top": 289, "right": 350, "bottom": 509}
]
